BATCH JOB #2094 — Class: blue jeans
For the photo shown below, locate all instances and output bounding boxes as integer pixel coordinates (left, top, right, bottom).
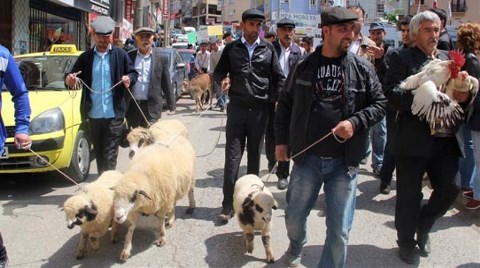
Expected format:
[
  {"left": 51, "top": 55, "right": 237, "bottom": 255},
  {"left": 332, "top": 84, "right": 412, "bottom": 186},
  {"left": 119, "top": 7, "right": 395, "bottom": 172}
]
[
  {"left": 365, "top": 117, "right": 386, "bottom": 170},
  {"left": 285, "top": 154, "right": 358, "bottom": 268},
  {"left": 471, "top": 131, "right": 480, "bottom": 200},
  {"left": 458, "top": 124, "right": 476, "bottom": 189}
]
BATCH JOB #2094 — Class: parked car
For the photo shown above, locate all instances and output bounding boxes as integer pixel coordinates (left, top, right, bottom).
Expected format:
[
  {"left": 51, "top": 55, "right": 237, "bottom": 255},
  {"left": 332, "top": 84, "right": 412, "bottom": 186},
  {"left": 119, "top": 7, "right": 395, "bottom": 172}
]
[
  {"left": 159, "top": 47, "right": 188, "bottom": 100},
  {"left": 177, "top": 48, "right": 196, "bottom": 80},
  {"left": 0, "top": 44, "right": 91, "bottom": 181}
]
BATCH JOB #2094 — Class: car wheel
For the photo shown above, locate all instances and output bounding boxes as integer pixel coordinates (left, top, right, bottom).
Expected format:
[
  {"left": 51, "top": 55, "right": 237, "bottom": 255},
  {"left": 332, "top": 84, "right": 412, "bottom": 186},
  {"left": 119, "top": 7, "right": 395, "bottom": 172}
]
[{"left": 64, "top": 129, "right": 91, "bottom": 182}]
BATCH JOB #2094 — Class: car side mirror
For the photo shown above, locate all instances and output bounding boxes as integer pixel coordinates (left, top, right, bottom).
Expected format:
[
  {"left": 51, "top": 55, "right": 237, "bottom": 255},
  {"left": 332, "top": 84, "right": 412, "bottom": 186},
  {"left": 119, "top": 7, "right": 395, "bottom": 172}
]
[{"left": 176, "top": 63, "right": 186, "bottom": 69}]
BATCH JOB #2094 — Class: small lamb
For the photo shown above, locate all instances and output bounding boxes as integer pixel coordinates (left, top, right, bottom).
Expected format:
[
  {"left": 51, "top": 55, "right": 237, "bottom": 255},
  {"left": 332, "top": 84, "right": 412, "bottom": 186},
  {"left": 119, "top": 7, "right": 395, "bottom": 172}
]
[
  {"left": 63, "top": 170, "right": 122, "bottom": 259},
  {"left": 233, "top": 174, "right": 279, "bottom": 263}
]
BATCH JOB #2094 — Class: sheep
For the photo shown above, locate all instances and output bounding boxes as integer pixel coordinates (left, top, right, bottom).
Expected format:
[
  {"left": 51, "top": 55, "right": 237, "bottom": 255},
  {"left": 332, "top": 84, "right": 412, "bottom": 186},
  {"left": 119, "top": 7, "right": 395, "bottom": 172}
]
[
  {"left": 126, "top": 119, "right": 188, "bottom": 159},
  {"left": 233, "top": 174, "right": 279, "bottom": 263},
  {"left": 186, "top": 73, "right": 213, "bottom": 112},
  {"left": 112, "top": 135, "right": 195, "bottom": 261},
  {"left": 63, "top": 170, "right": 122, "bottom": 259}
]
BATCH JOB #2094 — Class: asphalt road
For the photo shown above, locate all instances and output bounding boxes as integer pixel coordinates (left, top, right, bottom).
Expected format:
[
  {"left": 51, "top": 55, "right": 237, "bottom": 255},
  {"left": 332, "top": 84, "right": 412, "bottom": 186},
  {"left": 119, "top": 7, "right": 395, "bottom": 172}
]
[{"left": 0, "top": 96, "right": 479, "bottom": 268}]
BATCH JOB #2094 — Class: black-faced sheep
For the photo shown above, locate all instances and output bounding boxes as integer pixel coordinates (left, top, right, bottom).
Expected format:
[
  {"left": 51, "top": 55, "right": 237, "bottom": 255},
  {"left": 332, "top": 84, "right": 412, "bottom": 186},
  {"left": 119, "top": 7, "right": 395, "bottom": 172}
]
[
  {"left": 126, "top": 119, "right": 188, "bottom": 159},
  {"left": 63, "top": 170, "right": 122, "bottom": 259},
  {"left": 233, "top": 174, "right": 278, "bottom": 263},
  {"left": 112, "top": 136, "right": 195, "bottom": 261}
]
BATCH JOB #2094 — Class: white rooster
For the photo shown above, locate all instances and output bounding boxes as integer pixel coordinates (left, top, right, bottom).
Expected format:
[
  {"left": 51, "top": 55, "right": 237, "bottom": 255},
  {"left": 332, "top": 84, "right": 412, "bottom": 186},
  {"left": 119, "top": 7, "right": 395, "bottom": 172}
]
[{"left": 400, "top": 50, "right": 478, "bottom": 131}]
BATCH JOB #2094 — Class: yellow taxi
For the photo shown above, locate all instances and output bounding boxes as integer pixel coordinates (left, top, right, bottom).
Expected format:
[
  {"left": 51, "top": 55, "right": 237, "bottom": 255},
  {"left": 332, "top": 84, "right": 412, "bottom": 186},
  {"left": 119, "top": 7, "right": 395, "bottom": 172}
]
[{"left": 0, "top": 45, "right": 91, "bottom": 182}]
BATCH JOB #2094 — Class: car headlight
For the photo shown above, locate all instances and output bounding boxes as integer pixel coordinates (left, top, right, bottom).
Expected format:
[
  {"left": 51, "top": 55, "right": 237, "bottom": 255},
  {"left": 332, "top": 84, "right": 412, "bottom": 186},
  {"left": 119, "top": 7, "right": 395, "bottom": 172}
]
[{"left": 30, "top": 108, "right": 65, "bottom": 134}]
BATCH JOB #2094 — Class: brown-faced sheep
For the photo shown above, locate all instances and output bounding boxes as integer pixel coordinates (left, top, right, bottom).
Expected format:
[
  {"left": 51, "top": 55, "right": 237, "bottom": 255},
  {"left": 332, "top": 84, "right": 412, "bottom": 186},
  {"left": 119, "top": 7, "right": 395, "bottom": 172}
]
[
  {"left": 233, "top": 174, "right": 278, "bottom": 263},
  {"left": 186, "top": 73, "right": 213, "bottom": 112},
  {"left": 63, "top": 170, "right": 122, "bottom": 259},
  {"left": 126, "top": 119, "right": 188, "bottom": 159},
  {"left": 112, "top": 135, "right": 195, "bottom": 261}
]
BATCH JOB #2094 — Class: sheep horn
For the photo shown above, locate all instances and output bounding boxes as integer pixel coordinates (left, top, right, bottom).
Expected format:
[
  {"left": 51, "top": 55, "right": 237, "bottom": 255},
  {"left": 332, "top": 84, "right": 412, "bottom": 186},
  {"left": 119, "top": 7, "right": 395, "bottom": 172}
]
[{"left": 138, "top": 190, "right": 152, "bottom": 200}]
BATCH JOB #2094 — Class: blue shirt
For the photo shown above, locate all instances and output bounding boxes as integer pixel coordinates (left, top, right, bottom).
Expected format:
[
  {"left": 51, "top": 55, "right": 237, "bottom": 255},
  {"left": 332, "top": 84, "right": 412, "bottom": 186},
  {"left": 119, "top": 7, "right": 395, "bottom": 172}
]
[
  {"left": 241, "top": 36, "right": 261, "bottom": 59},
  {"left": 89, "top": 46, "right": 115, "bottom": 119},
  {"left": 0, "top": 45, "right": 31, "bottom": 147}
]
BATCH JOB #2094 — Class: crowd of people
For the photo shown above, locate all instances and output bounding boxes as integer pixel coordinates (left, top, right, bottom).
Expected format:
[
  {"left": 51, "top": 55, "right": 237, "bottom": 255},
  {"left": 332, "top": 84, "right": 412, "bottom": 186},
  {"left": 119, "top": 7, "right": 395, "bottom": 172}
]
[{"left": 0, "top": 4, "right": 479, "bottom": 268}]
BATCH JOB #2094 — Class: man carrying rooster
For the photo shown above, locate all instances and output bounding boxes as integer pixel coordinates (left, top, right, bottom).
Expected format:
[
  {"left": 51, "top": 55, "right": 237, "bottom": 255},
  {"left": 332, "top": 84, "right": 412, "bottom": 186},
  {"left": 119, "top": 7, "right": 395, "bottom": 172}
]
[{"left": 384, "top": 11, "right": 474, "bottom": 264}]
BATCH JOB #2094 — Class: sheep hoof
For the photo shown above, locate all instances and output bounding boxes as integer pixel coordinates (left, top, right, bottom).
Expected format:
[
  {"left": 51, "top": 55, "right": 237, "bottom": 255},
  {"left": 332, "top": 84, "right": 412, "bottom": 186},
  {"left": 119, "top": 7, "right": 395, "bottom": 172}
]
[
  {"left": 267, "top": 257, "right": 275, "bottom": 263},
  {"left": 75, "top": 252, "right": 86, "bottom": 260},
  {"left": 186, "top": 207, "right": 195, "bottom": 214},
  {"left": 154, "top": 238, "right": 167, "bottom": 247},
  {"left": 120, "top": 250, "right": 130, "bottom": 261}
]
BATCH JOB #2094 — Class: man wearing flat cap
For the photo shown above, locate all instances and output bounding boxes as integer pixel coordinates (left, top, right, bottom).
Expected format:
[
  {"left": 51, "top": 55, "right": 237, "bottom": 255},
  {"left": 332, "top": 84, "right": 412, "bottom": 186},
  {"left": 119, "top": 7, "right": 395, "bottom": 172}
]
[
  {"left": 265, "top": 17, "right": 304, "bottom": 191},
  {"left": 65, "top": 15, "right": 138, "bottom": 175},
  {"left": 214, "top": 8, "right": 285, "bottom": 222},
  {"left": 125, "top": 26, "right": 175, "bottom": 131},
  {"left": 275, "top": 6, "right": 386, "bottom": 267}
]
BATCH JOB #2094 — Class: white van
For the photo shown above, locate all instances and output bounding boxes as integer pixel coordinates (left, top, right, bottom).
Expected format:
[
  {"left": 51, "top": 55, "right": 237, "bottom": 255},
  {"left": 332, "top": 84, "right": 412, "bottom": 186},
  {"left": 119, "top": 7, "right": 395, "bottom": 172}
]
[{"left": 182, "top": 27, "right": 196, "bottom": 34}]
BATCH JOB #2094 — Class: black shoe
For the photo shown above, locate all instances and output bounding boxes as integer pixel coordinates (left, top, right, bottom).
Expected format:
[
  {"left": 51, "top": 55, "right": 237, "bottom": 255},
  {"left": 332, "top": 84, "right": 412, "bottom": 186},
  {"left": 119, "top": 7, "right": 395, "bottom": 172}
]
[
  {"left": 416, "top": 229, "right": 431, "bottom": 257},
  {"left": 379, "top": 183, "right": 391, "bottom": 195},
  {"left": 218, "top": 207, "right": 234, "bottom": 221},
  {"left": 0, "top": 258, "right": 8, "bottom": 268},
  {"left": 220, "top": 107, "right": 225, "bottom": 112},
  {"left": 277, "top": 178, "right": 289, "bottom": 190},
  {"left": 398, "top": 246, "right": 416, "bottom": 264}
]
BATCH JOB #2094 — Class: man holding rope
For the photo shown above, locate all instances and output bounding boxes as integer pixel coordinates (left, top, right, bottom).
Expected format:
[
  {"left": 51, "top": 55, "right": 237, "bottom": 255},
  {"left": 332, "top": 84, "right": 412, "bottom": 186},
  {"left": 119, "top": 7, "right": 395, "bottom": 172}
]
[
  {"left": 0, "top": 43, "right": 32, "bottom": 268},
  {"left": 65, "top": 16, "right": 137, "bottom": 175},
  {"left": 275, "top": 7, "right": 386, "bottom": 267}
]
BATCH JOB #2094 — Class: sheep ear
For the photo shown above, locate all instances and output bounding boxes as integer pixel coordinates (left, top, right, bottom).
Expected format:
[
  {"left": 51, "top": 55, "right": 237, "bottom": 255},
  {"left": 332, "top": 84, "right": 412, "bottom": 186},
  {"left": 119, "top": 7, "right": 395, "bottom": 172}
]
[
  {"left": 242, "top": 196, "right": 254, "bottom": 209},
  {"left": 84, "top": 204, "right": 98, "bottom": 221},
  {"left": 138, "top": 190, "right": 152, "bottom": 200},
  {"left": 272, "top": 199, "right": 279, "bottom": 210}
]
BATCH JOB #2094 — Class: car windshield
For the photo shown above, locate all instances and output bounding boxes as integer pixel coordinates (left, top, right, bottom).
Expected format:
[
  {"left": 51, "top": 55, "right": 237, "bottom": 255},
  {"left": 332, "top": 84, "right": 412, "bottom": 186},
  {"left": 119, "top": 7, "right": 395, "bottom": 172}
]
[{"left": 14, "top": 56, "right": 77, "bottom": 91}]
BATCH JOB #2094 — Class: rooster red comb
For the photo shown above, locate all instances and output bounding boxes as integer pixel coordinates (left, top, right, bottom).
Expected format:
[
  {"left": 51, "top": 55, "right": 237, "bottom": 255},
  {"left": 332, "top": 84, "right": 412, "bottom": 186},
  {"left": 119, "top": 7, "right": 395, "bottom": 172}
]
[{"left": 448, "top": 50, "right": 466, "bottom": 68}]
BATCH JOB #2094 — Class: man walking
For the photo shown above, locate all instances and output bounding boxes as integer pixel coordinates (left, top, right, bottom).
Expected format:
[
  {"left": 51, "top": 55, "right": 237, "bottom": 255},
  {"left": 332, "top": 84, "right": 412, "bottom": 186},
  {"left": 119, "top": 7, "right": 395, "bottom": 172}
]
[
  {"left": 213, "top": 8, "right": 285, "bottom": 221},
  {"left": 127, "top": 26, "right": 175, "bottom": 129},
  {"left": 275, "top": 6, "right": 386, "bottom": 267},
  {"left": 65, "top": 16, "right": 137, "bottom": 175},
  {"left": 266, "top": 18, "right": 303, "bottom": 190},
  {"left": 385, "top": 11, "right": 469, "bottom": 264}
]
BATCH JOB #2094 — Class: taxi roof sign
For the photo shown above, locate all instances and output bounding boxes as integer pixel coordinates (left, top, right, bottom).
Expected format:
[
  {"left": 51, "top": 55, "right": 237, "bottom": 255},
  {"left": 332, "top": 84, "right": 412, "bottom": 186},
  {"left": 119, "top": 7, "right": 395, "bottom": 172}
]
[{"left": 50, "top": 44, "right": 78, "bottom": 54}]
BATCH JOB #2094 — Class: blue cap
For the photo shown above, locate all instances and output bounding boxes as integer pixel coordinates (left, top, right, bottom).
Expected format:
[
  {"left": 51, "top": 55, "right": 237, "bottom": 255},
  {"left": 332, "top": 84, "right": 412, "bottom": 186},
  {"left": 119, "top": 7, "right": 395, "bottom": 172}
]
[{"left": 369, "top": 22, "right": 385, "bottom": 31}]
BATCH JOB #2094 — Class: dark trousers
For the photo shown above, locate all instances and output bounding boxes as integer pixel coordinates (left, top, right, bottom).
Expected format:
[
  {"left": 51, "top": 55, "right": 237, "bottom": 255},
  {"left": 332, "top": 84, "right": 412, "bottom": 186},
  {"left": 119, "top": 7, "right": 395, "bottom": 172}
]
[
  {"left": 0, "top": 231, "right": 6, "bottom": 261},
  {"left": 380, "top": 110, "right": 397, "bottom": 185},
  {"left": 89, "top": 118, "right": 124, "bottom": 175},
  {"left": 395, "top": 137, "right": 460, "bottom": 248},
  {"left": 222, "top": 102, "right": 269, "bottom": 209},
  {"left": 265, "top": 103, "right": 290, "bottom": 178},
  {"left": 126, "top": 100, "right": 157, "bottom": 129}
]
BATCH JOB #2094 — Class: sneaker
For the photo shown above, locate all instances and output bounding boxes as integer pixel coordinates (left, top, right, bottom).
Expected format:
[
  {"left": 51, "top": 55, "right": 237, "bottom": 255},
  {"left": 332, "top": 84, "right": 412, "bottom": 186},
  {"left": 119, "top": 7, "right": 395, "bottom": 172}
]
[
  {"left": 283, "top": 251, "right": 301, "bottom": 267},
  {"left": 463, "top": 190, "right": 474, "bottom": 199},
  {"left": 277, "top": 178, "right": 289, "bottom": 190},
  {"left": 218, "top": 207, "right": 234, "bottom": 221},
  {"left": 465, "top": 199, "right": 480, "bottom": 210},
  {"left": 379, "top": 183, "right": 391, "bottom": 195}
]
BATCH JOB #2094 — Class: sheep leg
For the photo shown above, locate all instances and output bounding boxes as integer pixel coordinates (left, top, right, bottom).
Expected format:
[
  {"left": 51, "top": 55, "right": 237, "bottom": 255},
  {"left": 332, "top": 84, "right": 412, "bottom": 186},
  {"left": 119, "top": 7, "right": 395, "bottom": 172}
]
[
  {"left": 75, "top": 232, "right": 89, "bottom": 259},
  {"left": 165, "top": 208, "right": 175, "bottom": 229},
  {"left": 245, "top": 232, "right": 254, "bottom": 255},
  {"left": 262, "top": 227, "right": 275, "bottom": 263},
  {"left": 120, "top": 213, "right": 138, "bottom": 261},
  {"left": 186, "top": 186, "right": 195, "bottom": 214},
  {"left": 90, "top": 236, "right": 100, "bottom": 250},
  {"left": 111, "top": 220, "right": 119, "bottom": 243},
  {"left": 155, "top": 211, "right": 168, "bottom": 247}
]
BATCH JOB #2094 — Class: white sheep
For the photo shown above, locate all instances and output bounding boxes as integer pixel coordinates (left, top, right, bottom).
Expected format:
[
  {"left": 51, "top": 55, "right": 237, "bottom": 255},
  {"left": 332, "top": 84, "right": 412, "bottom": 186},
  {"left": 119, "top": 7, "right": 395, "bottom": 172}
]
[
  {"left": 112, "top": 136, "right": 195, "bottom": 261},
  {"left": 126, "top": 119, "right": 188, "bottom": 158},
  {"left": 63, "top": 170, "right": 122, "bottom": 259},
  {"left": 233, "top": 174, "right": 279, "bottom": 263}
]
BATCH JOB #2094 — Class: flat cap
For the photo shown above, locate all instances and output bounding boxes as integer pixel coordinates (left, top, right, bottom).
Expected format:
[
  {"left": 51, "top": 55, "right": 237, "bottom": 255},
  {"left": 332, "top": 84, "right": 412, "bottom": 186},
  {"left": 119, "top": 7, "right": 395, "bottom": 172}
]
[
  {"left": 91, "top": 16, "right": 115, "bottom": 35},
  {"left": 369, "top": 22, "right": 385, "bottom": 31},
  {"left": 199, "top": 40, "right": 209, "bottom": 45},
  {"left": 242, "top": 8, "right": 265, "bottom": 21},
  {"left": 277, "top": 18, "right": 295, "bottom": 28},
  {"left": 321, "top": 6, "right": 359, "bottom": 26},
  {"left": 134, "top": 27, "right": 155, "bottom": 35},
  {"left": 222, "top": 31, "right": 232, "bottom": 39}
]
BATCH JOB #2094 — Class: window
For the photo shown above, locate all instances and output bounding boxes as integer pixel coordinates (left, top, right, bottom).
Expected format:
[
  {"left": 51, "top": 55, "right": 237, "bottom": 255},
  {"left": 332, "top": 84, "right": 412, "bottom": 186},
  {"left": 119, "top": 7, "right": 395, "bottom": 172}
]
[
  {"left": 452, "top": 0, "right": 467, "bottom": 12},
  {"left": 310, "top": 0, "right": 316, "bottom": 6}
]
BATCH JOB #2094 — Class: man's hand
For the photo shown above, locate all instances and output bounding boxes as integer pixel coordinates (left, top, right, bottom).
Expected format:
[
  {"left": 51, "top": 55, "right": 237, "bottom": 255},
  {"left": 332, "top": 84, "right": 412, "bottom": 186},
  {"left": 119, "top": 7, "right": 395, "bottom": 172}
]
[
  {"left": 275, "top": 144, "right": 289, "bottom": 162},
  {"left": 65, "top": 71, "right": 81, "bottom": 87},
  {"left": 14, "top": 133, "right": 31, "bottom": 150},
  {"left": 221, "top": 77, "right": 231, "bottom": 92},
  {"left": 452, "top": 90, "right": 471, "bottom": 104},
  {"left": 367, "top": 45, "right": 385, "bottom": 59},
  {"left": 332, "top": 120, "right": 354, "bottom": 140},
  {"left": 122, "top": 75, "right": 131, "bottom": 88}
]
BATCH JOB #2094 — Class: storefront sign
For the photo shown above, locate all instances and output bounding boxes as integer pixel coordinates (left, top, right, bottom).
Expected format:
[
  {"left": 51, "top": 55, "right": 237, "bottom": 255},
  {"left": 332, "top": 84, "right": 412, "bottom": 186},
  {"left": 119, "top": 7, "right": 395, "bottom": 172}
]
[
  {"left": 163, "top": 0, "right": 169, "bottom": 17},
  {"left": 125, "top": 0, "right": 133, "bottom": 21},
  {"left": 271, "top": 12, "right": 320, "bottom": 27}
]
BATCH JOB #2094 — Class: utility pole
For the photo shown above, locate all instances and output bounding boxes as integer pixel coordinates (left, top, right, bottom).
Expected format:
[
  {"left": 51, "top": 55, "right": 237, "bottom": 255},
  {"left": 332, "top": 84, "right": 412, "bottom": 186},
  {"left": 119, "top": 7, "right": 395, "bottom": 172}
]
[
  {"left": 134, "top": 0, "right": 144, "bottom": 30},
  {"left": 277, "top": 0, "right": 281, "bottom": 21}
]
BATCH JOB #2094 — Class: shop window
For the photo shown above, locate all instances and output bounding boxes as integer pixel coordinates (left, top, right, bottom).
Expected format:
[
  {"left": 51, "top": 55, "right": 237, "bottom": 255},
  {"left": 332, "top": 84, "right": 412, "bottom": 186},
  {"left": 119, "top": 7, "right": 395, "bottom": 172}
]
[{"left": 452, "top": 0, "right": 467, "bottom": 12}]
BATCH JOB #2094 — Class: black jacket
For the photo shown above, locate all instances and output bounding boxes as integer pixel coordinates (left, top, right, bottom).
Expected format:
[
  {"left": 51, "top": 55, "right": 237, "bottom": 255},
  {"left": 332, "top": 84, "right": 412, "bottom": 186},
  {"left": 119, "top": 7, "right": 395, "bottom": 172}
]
[
  {"left": 128, "top": 48, "right": 175, "bottom": 118},
  {"left": 464, "top": 52, "right": 480, "bottom": 131},
  {"left": 272, "top": 40, "right": 304, "bottom": 76},
  {"left": 275, "top": 46, "right": 387, "bottom": 166},
  {"left": 213, "top": 38, "right": 285, "bottom": 106},
  {"left": 68, "top": 46, "right": 138, "bottom": 120},
  {"left": 384, "top": 46, "right": 463, "bottom": 157}
]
